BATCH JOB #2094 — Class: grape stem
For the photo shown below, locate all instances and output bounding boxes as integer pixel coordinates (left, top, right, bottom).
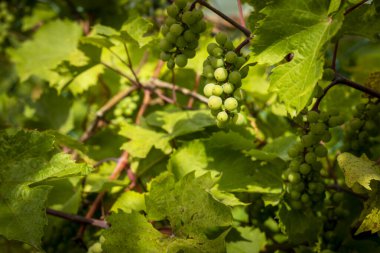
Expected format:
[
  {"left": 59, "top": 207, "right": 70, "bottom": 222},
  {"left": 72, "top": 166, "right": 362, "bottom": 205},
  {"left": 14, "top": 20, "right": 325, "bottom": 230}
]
[
  {"left": 344, "top": 0, "right": 368, "bottom": 16},
  {"left": 312, "top": 74, "right": 380, "bottom": 111},
  {"left": 191, "top": 0, "right": 251, "bottom": 37},
  {"left": 46, "top": 208, "right": 109, "bottom": 229}
]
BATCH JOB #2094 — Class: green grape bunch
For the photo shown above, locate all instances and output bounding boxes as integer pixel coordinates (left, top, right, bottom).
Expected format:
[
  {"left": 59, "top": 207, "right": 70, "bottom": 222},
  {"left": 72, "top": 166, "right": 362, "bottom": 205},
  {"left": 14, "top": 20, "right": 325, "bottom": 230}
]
[
  {"left": 282, "top": 107, "right": 345, "bottom": 210},
  {"left": 159, "top": 0, "right": 206, "bottom": 69},
  {"left": 0, "top": 2, "right": 14, "bottom": 45},
  {"left": 112, "top": 92, "right": 140, "bottom": 125},
  {"left": 202, "top": 33, "right": 249, "bottom": 128}
]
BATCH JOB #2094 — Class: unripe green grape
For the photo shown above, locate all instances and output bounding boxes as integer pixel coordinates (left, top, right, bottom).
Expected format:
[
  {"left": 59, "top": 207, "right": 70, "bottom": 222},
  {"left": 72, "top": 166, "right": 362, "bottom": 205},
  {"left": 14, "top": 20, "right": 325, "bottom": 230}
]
[
  {"left": 193, "top": 9, "right": 204, "bottom": 22},
  {"left": 212, "top": 85, "right": 223, "bottom": 96},
  {"left": 240, "top": 65, "right": 249, "bottom": 78},
  {"left": 211, "top": 109, "right": 221, "bottom": 116},
  {"left": 321, "top": 131, "right": 332, "bottom": 142},
  {"left": 364, "top": 120, "right": 376, "bottom": 132},
  {"left": 165, "top": 32, "right": 177, "bottom": 43},
  {"left": 183, "top": 30, "right": 196, "bottom": 42},
  {"left": 332, "top": 192, "right": 344, "bottom": 203},
  {"left": 228, "top": 71, "right": 242, "bottom": 85},
  {"left": 176, "top": 36, "right": 187, "bottom": 48},
  {"left": 314, "top": 144, "right": 328, "bottom": 157},
  {"left": 301, "top": 134, "right": 318, "bottom": 147},
  {"left": 307, "top": 111, "right": 320, "bottom": 123},
  {"left": 314, "top": 85, "right": 324, "bottom": 98},
  {"left": 290, "top": 200, "right": 302, "bottom": 210},
  {"left": 203, "top": 83, "right": 215, "bottom": 97},
  {"left": 170, "top": 24, "right": 184, "bottom": 36},
  {"left": 167, "top": 59, "right": 175, "bottom": 69},
  {"left": 175, "top": 54, "right": 188, "bottom": 67},
  {"left": 287, "top": 146, "right": 300, "bottom": 158},
  {"left": 328, "top": 115, "right": 345, "bottom": 127},
  {"left": 211, "top": 57, "right": 224, "bottom": 68},
  {"left": 182, "top": 11, "right": 197, "bottom": 25},
  {"left": 222, "top": 82, "right": 234, "bottom": 94},
  {"left": 290, "top": 190, "right": 301, "bottom": 200},
  {"left": 289, "top": 159, "right": 301, "bottom": 170},
  {"left": 358, "top": 131, "right": 369, "bottom": 142},
  {"left": 224, "top": 40, "right": 234, "bottom": 50},
  {"left": 160, "top": 52, "right": 171, "bottom": 61},
  {"left": 167, "top": 4, "right": 179, "bottom": 17},
  {"left": 217, "top": 111, "right": 229, "bottom": 122},
  {"left": 282, "top": 170, "right": 290, "bottom": 180},
  {"left": 233, "top": 113, "right": 246, "bottom": 126},
  {"left": 212, "top": 47, "right": 224, "bottom": 57},
  {"left": 225, "top": 51, "right": 237, "bottom": 63},
  {"left": 233, "top": 88, "right": 246, "bottom": 101},
  {"left": 203, "top": 65, "right": 214, "bottom": 79},
  {"left": 174, "top": 0, "right": 188, "bottom": 9},
  {"left": 224, "top": 97, "right": 238, "bottom": 111},
  {"left": 159, "top": 39, "right": 172, "bottom": 51},
  {"left": 305, "top": 152, "right": 317, "bottom": 164},
  {"left": 301, "top": 193, "right": 310, "bottom": 203},
  {"left": 207, "top": 43, "right": 219, "bottom": 55},
  {"left": 208, "top": 95, "right": 223, "bottom": 110},
  {"left": 288, "top": 172, "right": 301, "bottom": 183},
  {"left": 215, "top": 33, "right": 227, "bottom": 46},
  {"left": 235, "top": 56, "right": 246, "bottom": 69},
  {"left": 310, "top": 122, "right": 327, "bottom": 135},
  {"left": 350, "top": 118, "right": 363, "bottom": 131},
  {"left": 190, "top": 20, "right": 206, "bottom": 33},
  {"left": 165, "top": 16, "right": 177, "bottom": 26},
  {"left": 299, "top": 163, "right": 311, "bottom": 175},
  {"left": 183, "top": 49, "right": 196, "bottom": 58},
  {"left": 214, "top": 67, "right": 228, "bottom": 81}
]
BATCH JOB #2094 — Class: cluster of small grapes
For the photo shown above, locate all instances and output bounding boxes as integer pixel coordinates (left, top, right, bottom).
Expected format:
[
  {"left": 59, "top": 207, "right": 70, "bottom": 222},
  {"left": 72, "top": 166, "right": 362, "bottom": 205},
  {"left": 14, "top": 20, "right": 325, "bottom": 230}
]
[
  {"left": 88, "top": 236, "right": 105, "bottom": 253},
  {"left": 0, "top": 2, "right": 14, "bottom": 45},
  {"left": 129, "top": 0, "right": 167, "bottom": 16},
  {"left": 282, "top": 109, "right": 345, "bottom": 210},
  {"left": 202, "top": 33, "right": 248, "bottom": 128},
  {"left": 159, "top": 0, "right": 206, "bottom": 69},
  {"left": 320, "top": 191, "right": 348, "bottom": 252},
  {"left": 343, "top": 98, "right": 380, "bottom": 156},
  {"left": 112, "top": 93, "right": 140, "bottom": 125}
]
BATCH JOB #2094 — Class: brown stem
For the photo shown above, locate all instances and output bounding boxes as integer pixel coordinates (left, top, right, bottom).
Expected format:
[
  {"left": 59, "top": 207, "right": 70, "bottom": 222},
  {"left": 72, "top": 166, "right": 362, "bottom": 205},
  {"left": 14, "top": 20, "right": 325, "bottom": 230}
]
[
  {"left": 123, "top": 43, "right": 143, "bottom": 88},
  {"left": 187, "top": 74, "right": 201, "bottom": 108},
  {"left": 331, "top": 40, "right": 339, "bottom": 71},
  {"left": 235, "top": 36, "right": 252, "bottom": 53},
  {"left": 195, "top": 0, "right": 251, "bottom": 37},
  {"left": 344, "top": 0, "right": 368, "bottom": 15},
  {"left": 46, "top": 208, "right": 109, "bottom": 229},
  {"left": 136, "top": 89, "right": 152, "bottom": 125}
]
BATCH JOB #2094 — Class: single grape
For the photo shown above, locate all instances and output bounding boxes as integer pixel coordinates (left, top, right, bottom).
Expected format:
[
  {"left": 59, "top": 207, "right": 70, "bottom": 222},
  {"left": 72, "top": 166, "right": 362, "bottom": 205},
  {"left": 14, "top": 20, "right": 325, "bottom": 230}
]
[
  {"left": 224, "top": 97, "right": 238, "bottom": 111},
  {"left": 165, "top": 32, "right": 177, "bottom": 43},
  {"left": 288, "top": 172, "right": 301, "bottom": 183},
  {"left": 183, "top": 30, "right": 196, "bottom": 42},
  {"left": 170, "top": 24, "right": 184, "bottom": 36},
  {"left": 301, "top": 193, "right": 310, "bottom": 203},
  {"left": 160, "top": 52, "right": 171, "bottom": 61},
  {"left": 287, "top": 146, "right": 300, "bottom": 158},
  {"left": 176, "top": 36, "right": 187, "bottom": 48},
  {"left": 207, "top": 43, "right": 219, "bottom": 55},
  {"left": 175, "top": 54, "right": 188, "bottom": 67},
  {"left": 328, "top": 115, "right": 345, "bottom": 127},
  {"left": 203, "top": 83, "right": 215, "bottom": 97},
  {"left": 174, "top": 0, "right": 188, "bottom": 9},
  {"left": 222, "top": 82, "right": 234, "bottom": 94},
  {"left": 224, "top": 40, "right": 234, "bottom": 50},
  {"left": 307, "top": 111, "right": 320, "bottom": 123},
  {"left": 208, "top": 96, "right": 223, "bottom": 110},
  {"left": 314, "top": 144, "right": 328, "bottom": 157},
  {"left": 235, "top": 56, "right": 246, "bottom": 69},
  {"left": 167, "top": 59, "right": 175, "bottom": 69},
  {"left": 159, "top": 39, "right": 172, "bottom": 51},
  {"left": 167, "top": 4, "right": 179, "bottom": 17},
  {"left": 350, "top": 118, "right": 363, "bottom": 131},
  {"left": 190, "top": 20, "right": 206, "bottom": 33},
  {"left": 228, "top": 71, "right": 242, "bottom": 86},
  {"left": 290, "top": 190, "right": 301, "bottom": 200},
  {"left": 305, "top": 152, "right": 317, "bottom": 164},
  {"left": 215, "top": 33, "right": 227, "bottom": 46},
  {"left": 301, "top": 134, "right": 318, "bottom": 147},
  {"left": 212, "top": 47, "right": 224, "bottom": 57},
  {"left": 182, "top": 11, "right": 197, "bottom": 25},
  {"left": 203, "top": 65, "right": 215, "bottom": 79},
  {"left": 310, "top": 122, "right": 327, "bottom": 135},
  {"left": 211, "top": 57, "right": 224, "bottom": 68},
  {"left": 214, "top": 67, "right": 228, "bottom": 82},
  {"left": 217, "top": 111, "right": 229, "bottom": 122},
  {"left": 212, "top": 85, "right": 223, "bottom": 96},
  {"left": 299, "top": 163, "right": 311, "bottom": 175},
  {"left": 165, "top": 16, "right": 177, "bottom": 26},
  {"left": 183, "top": 49, "right": 196, "bottom": 58},
  {"left": 225, "top": 51, "right": 237, "bottom": 63}
]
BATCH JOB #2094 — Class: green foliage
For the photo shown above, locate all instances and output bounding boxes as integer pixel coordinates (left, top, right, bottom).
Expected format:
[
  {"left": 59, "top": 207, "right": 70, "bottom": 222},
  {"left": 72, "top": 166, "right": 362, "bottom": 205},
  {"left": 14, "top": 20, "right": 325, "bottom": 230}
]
[{"left": 1, "top": 0, "right": 380, "bottom": 252}]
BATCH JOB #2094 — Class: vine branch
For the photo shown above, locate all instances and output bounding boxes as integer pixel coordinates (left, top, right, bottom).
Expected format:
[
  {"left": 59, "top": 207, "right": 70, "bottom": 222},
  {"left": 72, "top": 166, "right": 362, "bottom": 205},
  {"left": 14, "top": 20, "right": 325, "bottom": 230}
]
[
  {"left": 46, "top": 208, "right": 109, "bottom": 229},
  {"left": 344, "top": 0, "right": 368, "bottom": 16}
]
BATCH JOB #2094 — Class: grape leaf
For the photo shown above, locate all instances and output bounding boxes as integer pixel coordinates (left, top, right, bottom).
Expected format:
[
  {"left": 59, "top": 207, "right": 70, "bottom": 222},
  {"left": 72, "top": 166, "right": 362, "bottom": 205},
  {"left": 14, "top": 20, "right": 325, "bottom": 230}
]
[
  {"left": 120, "top": 16, "right": 154, "bottom": 48},
  {"left": 67, "top": 64, "right": 104, "bottom": 95},
  {"left": 252, "top": 0, "right": 344, "bottom": 113},
  {"left": 356, "top": 186, "right": 380, "bottom": 235},
  {"left": 146, "top": 172, "right": 232, "bottom": 243},
  {"left": 226, "top": 227, "right": 266, "bottom": 253},
  {"left": 278, "top": 204, "right": 323, "bottom": 244},
  {"left": 0, "top": 130, "right": 90, "bottom": 249},
  {"left": 7, "top": 19, "right": 82, "bottom": 82},
  {"left": 110, "top": 191, "right": 146, "bottom": 213},
  {"left": 342, "top": 1, "right": 380, "bottom": 41},
  {"left": 337, "top": 153, "right": 380, "bottom": 190}
]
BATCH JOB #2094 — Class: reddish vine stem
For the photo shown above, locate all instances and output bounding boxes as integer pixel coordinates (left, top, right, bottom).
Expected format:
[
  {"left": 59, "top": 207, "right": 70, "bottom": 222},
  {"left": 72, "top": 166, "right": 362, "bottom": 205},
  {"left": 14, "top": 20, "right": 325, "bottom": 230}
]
[
  {"left": 235, "top": 36, "right": 252, "bottom": 53},
  {"left": 46, "top": 208, "right": 109, "bottom": 229},
  {"left": 187, "top": 74, "right": 200, "bottom": 108},
  {"left": 192, "top": 0, "right": 251, "bottom": 37},
  {"left": 237, "top": 0, "right": 246, "bottom": 28},
  {"left": 344, "top": 0, "right": 368, "bottom": 15},
  {"left": 312, "top": 74, "right": 380, "bottom": 111}
]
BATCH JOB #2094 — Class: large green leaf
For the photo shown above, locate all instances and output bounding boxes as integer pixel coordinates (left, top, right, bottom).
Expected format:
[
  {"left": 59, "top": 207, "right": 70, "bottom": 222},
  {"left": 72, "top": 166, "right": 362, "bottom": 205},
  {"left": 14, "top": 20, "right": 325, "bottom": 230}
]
[
  {"left": 7, "top": 19, "right": 82, "bottom": 82},
  {"left": 337, "top": 153, "right": 380, "bottom": 191},
  {"left": 0, "top": 130, "right": 90, "bottom": 249},
  {"left": 356, "top": 186, "right": 380, "bottom": 235},
  {"left": 252, "top": 0, "right": 344, "bottom": 113}
]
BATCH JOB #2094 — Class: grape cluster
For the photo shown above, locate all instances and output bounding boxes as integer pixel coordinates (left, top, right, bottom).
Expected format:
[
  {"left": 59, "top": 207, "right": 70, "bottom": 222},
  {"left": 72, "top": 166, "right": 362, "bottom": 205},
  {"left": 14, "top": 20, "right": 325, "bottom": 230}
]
[
  {"left": 343, "top": 98, "right": 380, "bottom": 156},
  {"left": 0, "top": 2, "right": 14, "bottom": 44},
  {"left": 159, "top": 0, "right": 206, "bottom": 69},
  {"left": 112, "top": 92, "right": 140, "bottom": 125},
  {"left": 202, "top": 33, "right": 248, "bottom": 128},
  {"left": 88, "top": 236, "right": 105, "bottom": 253},
  {"left": 282, "top": 109, "right": 345, "bottom": 210}
]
